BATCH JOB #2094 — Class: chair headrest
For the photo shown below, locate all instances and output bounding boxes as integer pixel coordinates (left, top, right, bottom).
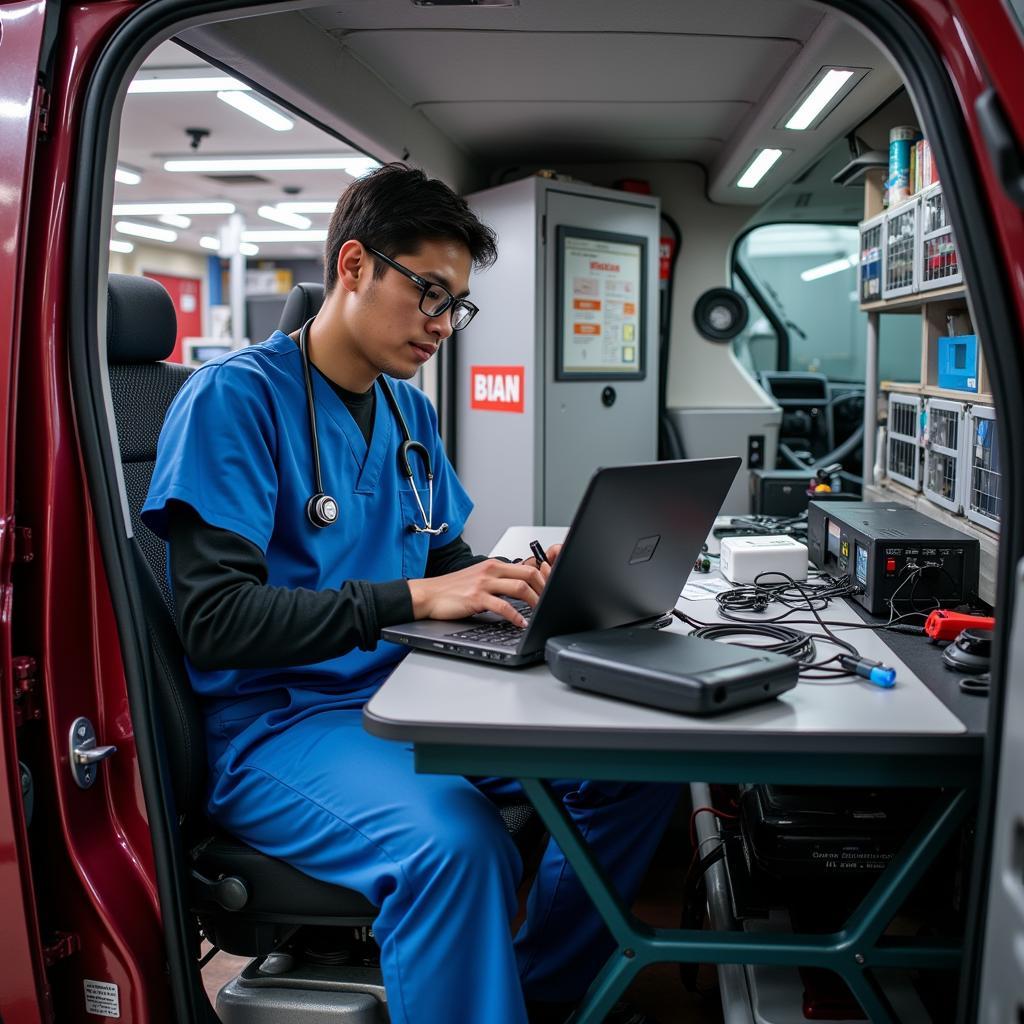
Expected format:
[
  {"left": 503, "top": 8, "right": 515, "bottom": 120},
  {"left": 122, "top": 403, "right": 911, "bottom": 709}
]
[
  {"left": 279, "top": 282, "right": 325, "bottom": 335},
  {"left": 107, "top": 274, "right": 177, "bottom": 363}
]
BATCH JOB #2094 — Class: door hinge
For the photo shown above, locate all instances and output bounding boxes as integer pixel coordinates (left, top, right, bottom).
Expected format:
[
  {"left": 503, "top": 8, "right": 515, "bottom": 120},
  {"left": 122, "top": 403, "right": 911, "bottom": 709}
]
[
  {"left": 43, "top": 931, "right": 80, "bottom": 966},
  {"left": 13, "top": 657, "right": 42, "bottom": 726},
  {"left": 15, "top": 526, "right": 34, "bottom": 563},
  {"left": 36, "top": 85, "right": 52, "bottom": 140}
]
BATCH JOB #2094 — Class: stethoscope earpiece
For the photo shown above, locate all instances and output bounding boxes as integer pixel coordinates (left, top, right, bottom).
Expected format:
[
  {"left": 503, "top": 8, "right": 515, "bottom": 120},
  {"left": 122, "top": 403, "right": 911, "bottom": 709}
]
[{"left": 298, "top": 316, "right": 448, "bottom": 535}]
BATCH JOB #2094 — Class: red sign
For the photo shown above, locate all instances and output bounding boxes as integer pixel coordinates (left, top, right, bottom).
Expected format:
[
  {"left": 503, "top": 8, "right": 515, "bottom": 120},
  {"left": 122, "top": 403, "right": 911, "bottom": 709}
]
[{"left": 470, "top": 365, "right": 525, "bottom": 413}]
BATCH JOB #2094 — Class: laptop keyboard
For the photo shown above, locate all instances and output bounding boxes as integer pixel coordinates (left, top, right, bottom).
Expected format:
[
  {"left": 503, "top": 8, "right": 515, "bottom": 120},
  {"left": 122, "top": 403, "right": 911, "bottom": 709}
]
[{"left": 446, "top": 600, "right": 534, "bottom": 647}]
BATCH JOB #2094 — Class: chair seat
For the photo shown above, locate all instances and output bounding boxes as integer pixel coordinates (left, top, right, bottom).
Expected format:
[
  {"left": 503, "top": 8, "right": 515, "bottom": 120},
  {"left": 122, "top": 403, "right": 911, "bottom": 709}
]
[{"left": 192, "top": 801, "right": 542, "bottom": 923}]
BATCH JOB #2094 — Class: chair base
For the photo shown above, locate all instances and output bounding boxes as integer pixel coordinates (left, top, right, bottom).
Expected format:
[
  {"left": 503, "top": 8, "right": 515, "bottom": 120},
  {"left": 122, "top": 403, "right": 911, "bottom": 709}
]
[{"left": 217, "top": 957, "right": 387, "bottom": 1023}]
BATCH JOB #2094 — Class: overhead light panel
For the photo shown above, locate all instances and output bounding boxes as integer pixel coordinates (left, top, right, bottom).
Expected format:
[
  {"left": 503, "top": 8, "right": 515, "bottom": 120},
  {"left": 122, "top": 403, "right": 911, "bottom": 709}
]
[
  {"left": 158, "top": 213, "right": 191, "bottom": 229},
  {"left": 199, "top": 236, "right": 221, "bottom": 251},
  {"left": 113, "top": 201, "right": 236, "bottom": 216},
  {"left": 736, "top": 149, "right": 784, "bottom": 189},
  {"left": 115, "top": 165, "right": 142, "bottom": 185},
  {"left": 784, "top": 68, "right": 858, "bottom": 130},
  {"left": 115, "top": 220, "right": 177, "bottom": 243},
  {"left": 258, "top": 205, "right": 312, "bottom": 229},
  {"left": 276, "top": 201, "right": 336, "bottom": 214},
  {"left": 241, "top": 229, "right": 328, "bottom": 242},
  {"left": 217, "top": 91, "right": 294, "bottom": 132},
  {"left": 240, "top": 242, "right": 260, "bottom": 256},
  {"left": 800, "top": 254, "right": 859, "bottom": 282},
  {"left": 109, "top": 240, "right": 134, "bottom": 254},
  {"left": 164, "top": 155, "right": 378, "bottom": 175},
  {"left": 129, "top": 74, "right": 250, "bottom": 94}
]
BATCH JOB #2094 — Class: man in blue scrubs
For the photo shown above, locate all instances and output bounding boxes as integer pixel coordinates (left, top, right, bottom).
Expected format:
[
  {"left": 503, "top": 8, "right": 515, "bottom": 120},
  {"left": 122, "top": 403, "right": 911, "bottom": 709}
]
[{"left": 143, "top": 163, "right": 677, "bottom": 1024}]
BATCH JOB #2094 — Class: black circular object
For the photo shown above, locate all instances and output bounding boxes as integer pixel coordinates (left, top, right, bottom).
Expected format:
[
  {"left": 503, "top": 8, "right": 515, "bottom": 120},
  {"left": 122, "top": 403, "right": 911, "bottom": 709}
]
[
  {"left": 601, "top": 386, "right": 616, "bottom": 407},
  {"left": 942, "top": 628, "right": 992, "bottom": 674},
  {"left": 693, "top": 287, "right": 749, "bottom": 342}
]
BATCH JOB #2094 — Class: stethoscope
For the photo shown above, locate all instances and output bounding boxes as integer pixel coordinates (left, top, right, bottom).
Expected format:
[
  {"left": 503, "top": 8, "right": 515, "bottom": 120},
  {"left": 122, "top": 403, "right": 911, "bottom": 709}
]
[{"left": 298, "top": 317, "right": 449, "bottom": 535}]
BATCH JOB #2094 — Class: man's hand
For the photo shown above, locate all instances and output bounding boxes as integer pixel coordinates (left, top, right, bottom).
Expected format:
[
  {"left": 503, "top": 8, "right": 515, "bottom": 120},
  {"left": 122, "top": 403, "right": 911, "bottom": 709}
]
[{"left": 408, "top": 558, "right": 551, "bottom": 628}]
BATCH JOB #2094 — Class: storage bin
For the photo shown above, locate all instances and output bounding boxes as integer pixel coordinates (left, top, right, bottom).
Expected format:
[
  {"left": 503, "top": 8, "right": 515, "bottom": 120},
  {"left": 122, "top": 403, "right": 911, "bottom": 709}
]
[
  {"left": 858, "top": 213, "right": 885, "bottom": 303},
  {"left": 882, "top": 199, "right": 919, "bottom": 299},
  {"left": 923, "top": 398, "right": 966, "bottom": 512},
  {"left": 963, "top": 404, "right": 1001, "bottom": 532},
  {"left": 886, "top": 393, "right": 923, "bottom": 490},
  {"left": 918, "top": 183, "right": 963, "bottom": 290}
]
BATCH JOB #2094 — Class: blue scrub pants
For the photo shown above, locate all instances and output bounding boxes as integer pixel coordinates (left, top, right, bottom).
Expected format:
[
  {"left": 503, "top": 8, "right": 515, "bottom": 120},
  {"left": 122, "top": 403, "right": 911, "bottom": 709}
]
[{"left": 208, "top": 697, "right": 678, "bottom": 1024}]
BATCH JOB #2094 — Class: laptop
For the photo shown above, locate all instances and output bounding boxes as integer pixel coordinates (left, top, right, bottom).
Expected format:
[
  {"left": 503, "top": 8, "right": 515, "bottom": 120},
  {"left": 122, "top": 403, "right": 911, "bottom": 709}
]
[{"left": 382, "top": 457, "right": 741, "bottom": 667}]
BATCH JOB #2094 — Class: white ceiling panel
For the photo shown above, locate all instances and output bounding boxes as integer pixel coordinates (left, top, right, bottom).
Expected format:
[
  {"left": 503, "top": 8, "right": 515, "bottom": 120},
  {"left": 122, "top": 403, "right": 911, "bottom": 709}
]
[
  {"left": 417, "top": 100, "right": 745, "bottom": 160},
  {"left": 306, "top": 0, "right": 822, "bottom": 39},
  {"left": 341, "top": 31, "right": 801, "bottom": 105}
]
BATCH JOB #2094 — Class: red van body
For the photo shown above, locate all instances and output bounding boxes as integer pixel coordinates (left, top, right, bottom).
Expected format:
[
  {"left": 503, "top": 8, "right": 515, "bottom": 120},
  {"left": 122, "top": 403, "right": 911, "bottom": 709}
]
[{"left": 1, "top": 2, "right": 1022, "bottom": 1022}]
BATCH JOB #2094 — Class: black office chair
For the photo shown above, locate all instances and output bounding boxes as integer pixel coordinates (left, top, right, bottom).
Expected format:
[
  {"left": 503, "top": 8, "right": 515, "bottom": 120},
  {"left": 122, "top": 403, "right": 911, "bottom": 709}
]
[{"left": 105, "top": 276, "right": 539, "bottom": 1013}]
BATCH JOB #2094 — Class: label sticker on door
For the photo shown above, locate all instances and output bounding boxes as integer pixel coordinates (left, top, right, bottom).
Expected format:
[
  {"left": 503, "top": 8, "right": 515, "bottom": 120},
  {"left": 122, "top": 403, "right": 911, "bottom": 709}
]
[
  {"left": 470, "top": 366, "right": 525, "bottom": 412},
  {"left": 84, "top": 979, "right": 120, "bottom": 1018}
]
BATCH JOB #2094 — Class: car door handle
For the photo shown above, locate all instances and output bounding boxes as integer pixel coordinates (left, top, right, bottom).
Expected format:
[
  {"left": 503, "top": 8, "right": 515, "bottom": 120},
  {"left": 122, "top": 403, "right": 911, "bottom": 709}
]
[{"left": 976, "top": 88, "right": 1024, "bottom": 208}]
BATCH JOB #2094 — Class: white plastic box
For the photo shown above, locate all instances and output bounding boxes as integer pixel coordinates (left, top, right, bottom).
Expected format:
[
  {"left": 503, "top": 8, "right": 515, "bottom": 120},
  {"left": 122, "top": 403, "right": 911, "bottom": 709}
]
[{"left": 719, "top": 535, "right": 808, "bottom": 584}]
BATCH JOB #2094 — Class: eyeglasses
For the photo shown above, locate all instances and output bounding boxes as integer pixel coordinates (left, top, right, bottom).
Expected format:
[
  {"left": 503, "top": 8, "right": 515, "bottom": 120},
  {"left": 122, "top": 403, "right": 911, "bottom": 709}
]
[{"left": 366, "top": 246, "right": 479, "bottom": 331}]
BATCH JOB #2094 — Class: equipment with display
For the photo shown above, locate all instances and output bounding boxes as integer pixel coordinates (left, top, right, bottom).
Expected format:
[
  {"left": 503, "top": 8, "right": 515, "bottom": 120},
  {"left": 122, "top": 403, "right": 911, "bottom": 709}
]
[{"left": 806, "top": 500, "right": 980, "bottom": 615}]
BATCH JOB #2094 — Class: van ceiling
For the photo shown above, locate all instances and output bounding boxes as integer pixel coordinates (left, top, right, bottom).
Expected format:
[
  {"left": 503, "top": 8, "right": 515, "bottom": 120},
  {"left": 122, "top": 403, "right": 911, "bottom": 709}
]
[{"left": 182, "top": 0, "right": 902, "bottom": 203}]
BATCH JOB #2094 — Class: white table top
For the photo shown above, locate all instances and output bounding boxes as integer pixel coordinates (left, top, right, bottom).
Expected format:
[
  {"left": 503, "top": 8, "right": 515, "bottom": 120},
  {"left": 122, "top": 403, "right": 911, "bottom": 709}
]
[{"left": 363, "top": 525, "right": 971, "bottom": 756}]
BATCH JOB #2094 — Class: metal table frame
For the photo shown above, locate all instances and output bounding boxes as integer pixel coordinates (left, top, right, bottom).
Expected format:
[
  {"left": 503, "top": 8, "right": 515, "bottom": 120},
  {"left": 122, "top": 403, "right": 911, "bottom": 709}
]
[{"left": 411, "top": 743, "right": 977, "bottom": 1024}]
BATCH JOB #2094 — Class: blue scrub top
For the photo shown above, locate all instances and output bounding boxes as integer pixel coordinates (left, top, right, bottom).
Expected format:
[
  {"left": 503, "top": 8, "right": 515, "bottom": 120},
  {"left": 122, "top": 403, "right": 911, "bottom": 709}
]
[{"left": 142, "top": 331, "right": 473, "bottom": 703}]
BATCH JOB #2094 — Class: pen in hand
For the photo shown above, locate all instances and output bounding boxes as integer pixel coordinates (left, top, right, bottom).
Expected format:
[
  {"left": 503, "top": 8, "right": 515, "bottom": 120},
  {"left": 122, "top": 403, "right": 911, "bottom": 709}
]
[{"left": 530, "top": 539, "right": 550, "bottom": 566}]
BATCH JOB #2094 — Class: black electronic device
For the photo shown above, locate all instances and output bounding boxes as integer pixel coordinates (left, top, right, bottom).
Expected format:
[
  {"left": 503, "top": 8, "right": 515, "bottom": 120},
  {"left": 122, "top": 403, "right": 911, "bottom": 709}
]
[
  {"left": 942, "top": 627, "right": 992, "bottom": 674},
  {"left": 738, "top": 784, "right": 917, "bottom": 882},
  {"left": 806, "top": 501, "right": 980, "bottom": 616},
  {"left": 544, "top": 627, "right": 798, "bottom": 715}
]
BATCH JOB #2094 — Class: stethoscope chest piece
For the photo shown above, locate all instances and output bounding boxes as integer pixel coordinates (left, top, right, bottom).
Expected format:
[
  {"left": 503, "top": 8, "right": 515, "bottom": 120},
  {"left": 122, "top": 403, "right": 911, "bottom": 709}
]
[{"left": 307, "top": 492, "right": 339, "bottom": 529}]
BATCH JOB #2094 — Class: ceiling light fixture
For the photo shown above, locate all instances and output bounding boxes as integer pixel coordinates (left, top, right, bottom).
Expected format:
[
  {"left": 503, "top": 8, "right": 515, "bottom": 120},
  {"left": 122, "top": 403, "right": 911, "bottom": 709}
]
[
  {"left": 239, "top": 242, "right": 260, "bottom": 257},
  {"left": 275, "top": 201, "right": 336, "bottom": 214},
  {"left": 115, "top": 220, "right": 178, "bottom": 243},
  {"left": 736, "top": 149, "right": 785, "bottom": 189},
  {"left": 199, "top": 236, "right": 221, "bottom": 251},
  {"left": 241, "top": 229, "right": 328, "bottom": 242},
  {"left": 112, "top": 201, "right": 236, "bottom": 216},
  {"left": 114, "top": 165, "right": 142, "bottom": 185},
  {"left": 109, "top": 240, "right": 134, "bottom": 254},
  {"left": 217, "top": 91, "right": 294, "bottom": 132},
  {"left": 128, "top": 74, "right": 251, "bottom": 94},
  {"left": 158, "top": 213, "right": 191, "bottom": 229},
  {"left": 258, "top": 205, "right": 312, "bottom": 229},
  {"left": 784, "top": 68, "right": 857, "bottom": 131},
  {"left": 800, "top": 254, "right": 859, "bottom": 282},
  {"left": 164, "top": 155, "right": 378, "bottom": 175}
]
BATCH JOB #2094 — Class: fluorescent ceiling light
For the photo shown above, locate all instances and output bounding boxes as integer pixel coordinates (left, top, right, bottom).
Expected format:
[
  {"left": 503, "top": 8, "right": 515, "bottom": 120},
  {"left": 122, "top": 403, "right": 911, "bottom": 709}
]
[
  {"left": 785, "top": 69, "right": 855, "bottom": 130},
  {"left": 164, "top": 155, "right": 378, "bottom": 175},
  {"left": 115, "top": 220, "right": 177, "bottom": 243},
  {"left": 115, "top": 165, "right": 141, "bottom": 185},
  {"left": 217, "top": 91, "right": 294, "bottom": 131},
  {"left": 800, "top": 254, "right": 859, "bottom": 281},
  {"left": 736, "top": 148, "right": 784, "bottom": 189},
  {"left": 258, "top": 205, "right": 312, "bottom": 229},
  {"left": 201, "top": 237, "right": 260, "bottom": 256},
  {"left": 129, "top": 74, "right": 250, "bottom": 94},
  {"left": 109, "top": 240, "right": 134, "bottom": 254},
  {"left": 241, "top": 229, "right": 328, "bottom": 242},
  {"left": 158, "top": 213, "right": 191, "bottom": 229},
  {"left": 276, "top": 201, "right": 336, "bottom": 214},
  {"left": 113, "top": 201, "right": 236, "bottom": 216}
]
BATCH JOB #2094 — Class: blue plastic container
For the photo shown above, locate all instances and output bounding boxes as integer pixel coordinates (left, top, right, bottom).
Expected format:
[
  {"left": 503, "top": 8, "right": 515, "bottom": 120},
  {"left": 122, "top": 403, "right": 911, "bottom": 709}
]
[{"left": 937, "top": 334, "right": 979, "bottom": 392}]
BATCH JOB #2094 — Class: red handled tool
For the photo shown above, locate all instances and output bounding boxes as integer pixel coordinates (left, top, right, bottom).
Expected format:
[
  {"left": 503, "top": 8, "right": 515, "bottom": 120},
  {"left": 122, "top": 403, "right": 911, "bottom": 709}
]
[{"left": 924, "top": 609, "right": 995, "bottom": 642}]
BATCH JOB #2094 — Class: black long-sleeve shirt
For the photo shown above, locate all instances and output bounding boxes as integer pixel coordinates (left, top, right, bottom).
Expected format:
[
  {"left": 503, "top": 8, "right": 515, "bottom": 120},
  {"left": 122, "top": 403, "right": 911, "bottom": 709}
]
[{"left": 167, "top": 369, "right": 486, "bottom": 672}]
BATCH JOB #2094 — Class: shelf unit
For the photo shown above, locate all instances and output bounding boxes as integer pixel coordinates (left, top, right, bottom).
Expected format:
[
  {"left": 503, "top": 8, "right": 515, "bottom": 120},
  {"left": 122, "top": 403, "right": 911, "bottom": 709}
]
[{"left": 858, "top": 168, "right": 999, "bottom": 605}]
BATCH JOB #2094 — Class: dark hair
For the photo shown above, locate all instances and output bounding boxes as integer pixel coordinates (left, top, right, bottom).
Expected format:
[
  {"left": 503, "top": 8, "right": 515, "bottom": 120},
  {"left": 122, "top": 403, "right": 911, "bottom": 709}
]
[{"left": 323, "top": 162, "right": 498, "bottom": 293}]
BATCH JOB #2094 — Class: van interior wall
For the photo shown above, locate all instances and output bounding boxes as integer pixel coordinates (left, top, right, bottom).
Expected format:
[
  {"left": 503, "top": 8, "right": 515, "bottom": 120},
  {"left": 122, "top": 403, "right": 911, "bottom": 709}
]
[{"left": 538, "top": 160, "right": 778, "bottom": 513}]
